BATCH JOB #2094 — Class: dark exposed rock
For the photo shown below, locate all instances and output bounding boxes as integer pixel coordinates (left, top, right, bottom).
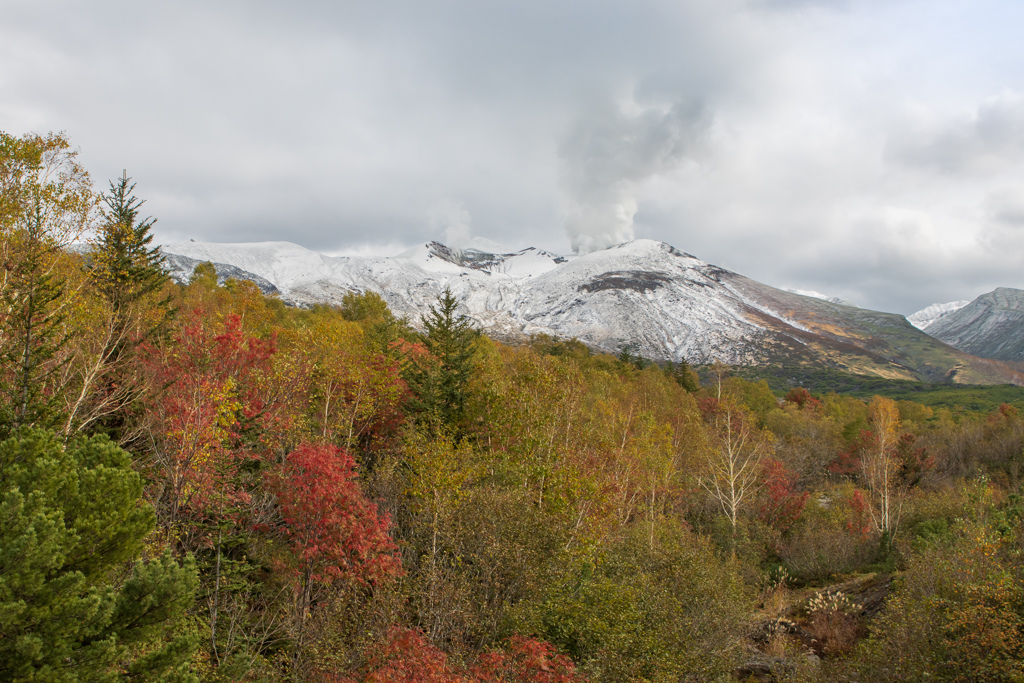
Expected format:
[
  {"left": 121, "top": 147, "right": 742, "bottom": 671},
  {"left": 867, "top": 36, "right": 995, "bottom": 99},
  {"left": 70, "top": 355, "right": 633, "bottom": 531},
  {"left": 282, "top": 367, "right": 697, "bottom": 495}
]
[
  {"left": 735, "top": 656, "right": 795, "bottom": 682},
  {"left": 161, "top": 253, "right": 280, "bottom": 296},
  {"left": 425, "top": 242, "right": 567, "bottom": 272},
  {"left": 578, "top": 270, "right": 672, "bottom": 294}
]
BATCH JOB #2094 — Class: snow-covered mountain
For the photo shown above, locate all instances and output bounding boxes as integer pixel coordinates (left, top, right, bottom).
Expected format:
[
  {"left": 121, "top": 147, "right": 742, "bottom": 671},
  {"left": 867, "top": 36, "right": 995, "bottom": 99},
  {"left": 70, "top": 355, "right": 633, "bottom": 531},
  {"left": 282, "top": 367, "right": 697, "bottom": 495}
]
[
  {"left": 919, "top": 288, "right": 1024, "bottom": 362},
  {"left": 160, "top": 238, "right": 1022, "bottom": 384},
  {"left": 907, "top": 301, "right": 970, "bottom": 330}
]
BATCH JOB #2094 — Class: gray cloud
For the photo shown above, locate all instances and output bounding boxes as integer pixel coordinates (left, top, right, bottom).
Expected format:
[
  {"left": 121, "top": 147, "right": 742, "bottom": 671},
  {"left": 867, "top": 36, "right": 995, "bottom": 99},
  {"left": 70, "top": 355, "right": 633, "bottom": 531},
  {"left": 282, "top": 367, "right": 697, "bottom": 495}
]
[
  {"left": 888, "top": 92, "right": 1024, "bottom": 174},
  {"left": 4, "top": 0, "right": 1024, "bottom": 314},
  {"left": 986, "top": 187, "right": 1024, "bottom": 227}
]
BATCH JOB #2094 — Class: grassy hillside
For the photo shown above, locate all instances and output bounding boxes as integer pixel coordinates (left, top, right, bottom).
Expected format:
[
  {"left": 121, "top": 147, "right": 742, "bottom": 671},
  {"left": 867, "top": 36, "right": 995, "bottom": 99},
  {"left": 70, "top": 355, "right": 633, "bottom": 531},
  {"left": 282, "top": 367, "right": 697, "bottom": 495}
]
[
  {"left": 723, "top": 274, "right": 1024, "bottom": 386},
  {"left": 729, "top": 365, "right": 1024, "bottom": 413}
]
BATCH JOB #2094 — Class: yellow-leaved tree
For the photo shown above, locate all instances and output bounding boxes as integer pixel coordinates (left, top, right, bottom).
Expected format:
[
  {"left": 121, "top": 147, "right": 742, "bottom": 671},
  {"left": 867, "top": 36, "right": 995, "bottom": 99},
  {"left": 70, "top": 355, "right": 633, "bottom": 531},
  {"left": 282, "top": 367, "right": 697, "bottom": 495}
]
[
  {"left": 862, "top": 395, "right": 903, "bottom": 538},
  {"left": 0, "top": 131, "right": 97, "bottom": 436}
]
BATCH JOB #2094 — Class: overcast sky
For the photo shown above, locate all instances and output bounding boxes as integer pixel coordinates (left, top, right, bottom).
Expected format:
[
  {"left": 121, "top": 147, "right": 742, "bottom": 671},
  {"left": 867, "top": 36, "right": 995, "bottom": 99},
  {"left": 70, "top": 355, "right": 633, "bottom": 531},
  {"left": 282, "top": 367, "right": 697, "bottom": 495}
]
[{"left": 3, "top": 0, "right": 1024, "bottom": 314}]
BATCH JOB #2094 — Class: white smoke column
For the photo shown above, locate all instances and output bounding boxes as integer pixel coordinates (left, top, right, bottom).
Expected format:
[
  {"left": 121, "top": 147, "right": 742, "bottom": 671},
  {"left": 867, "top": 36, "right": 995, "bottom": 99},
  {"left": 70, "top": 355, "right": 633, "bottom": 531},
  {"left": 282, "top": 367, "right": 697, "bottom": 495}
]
[
  {"left": 428, "top": 199, "right": 472, "bottom": 250},
  {"left": 561, "top": 100, "right": 710, "bottom": 254}
]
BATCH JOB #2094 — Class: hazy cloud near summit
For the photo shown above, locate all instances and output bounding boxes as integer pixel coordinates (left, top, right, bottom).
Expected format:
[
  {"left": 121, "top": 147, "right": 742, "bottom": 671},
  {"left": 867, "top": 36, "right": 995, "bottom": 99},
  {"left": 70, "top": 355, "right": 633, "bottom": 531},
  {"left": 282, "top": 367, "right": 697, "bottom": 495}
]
[
  {"left": 3, "top": 0, "right": 1024, "bottom": 314},
  {"left": 561, "top": 100, "right": 711, "bottom": 254}
]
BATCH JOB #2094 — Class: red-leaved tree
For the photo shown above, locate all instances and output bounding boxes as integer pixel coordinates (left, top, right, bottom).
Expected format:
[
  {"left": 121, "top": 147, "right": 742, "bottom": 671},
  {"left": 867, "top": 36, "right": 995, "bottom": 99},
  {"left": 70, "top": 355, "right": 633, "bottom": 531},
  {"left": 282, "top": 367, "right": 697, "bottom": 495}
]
[
  {"left": 784, "top": 387, "right": 822, "bottom": 411},
  {"left": 335, "top": 628, "right": 584, "bottom": 683},
  {"left": 757, "top": 458, "right": 808, "bottom": 534},
  {"left": 142, "top": 310, "right": 288, "bottom": 663},
  {"left": 269, "top": 442, "right": 401, "bottom": 661},
  {"left": 143, "top": 310, "right": 279, "bottom": 547}
]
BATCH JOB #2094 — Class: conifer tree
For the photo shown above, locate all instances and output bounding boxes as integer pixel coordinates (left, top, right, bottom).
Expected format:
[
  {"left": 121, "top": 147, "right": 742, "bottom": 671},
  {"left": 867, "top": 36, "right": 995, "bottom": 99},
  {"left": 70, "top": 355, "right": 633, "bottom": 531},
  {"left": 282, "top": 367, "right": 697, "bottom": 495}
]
[
  {"left": 92, "top": 171, "right": 170, "bottom": 356},
  {"left": 668, "top": 358, "right": 700, "bottom": 392},
  {"left": 75, "top": 172, "right": 172, "bottom": 442},
  {"left": 0, "top": 428, "right": 198, "bottom": 680},
  {"left": 403, "top": 287, "right": 477, "bottom": 429}
]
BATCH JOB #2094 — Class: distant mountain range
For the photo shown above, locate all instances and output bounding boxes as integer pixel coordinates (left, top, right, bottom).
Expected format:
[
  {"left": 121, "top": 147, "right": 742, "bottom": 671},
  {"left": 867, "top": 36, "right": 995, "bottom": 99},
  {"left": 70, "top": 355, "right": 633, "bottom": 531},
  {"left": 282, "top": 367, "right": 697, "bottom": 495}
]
[
  {"left": 910, "top": 288, "right": 1024, "bottom": 364},
  {"left": 160, "top": 239, "right": 1023, "bottom": 386}
]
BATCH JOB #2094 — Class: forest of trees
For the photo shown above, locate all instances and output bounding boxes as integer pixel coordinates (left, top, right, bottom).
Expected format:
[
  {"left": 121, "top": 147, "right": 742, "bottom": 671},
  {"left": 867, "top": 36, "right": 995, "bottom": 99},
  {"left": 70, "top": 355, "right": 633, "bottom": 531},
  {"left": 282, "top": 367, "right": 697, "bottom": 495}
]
[{"left": 4, "top": 130, "right": 1024, "bottom": 682}]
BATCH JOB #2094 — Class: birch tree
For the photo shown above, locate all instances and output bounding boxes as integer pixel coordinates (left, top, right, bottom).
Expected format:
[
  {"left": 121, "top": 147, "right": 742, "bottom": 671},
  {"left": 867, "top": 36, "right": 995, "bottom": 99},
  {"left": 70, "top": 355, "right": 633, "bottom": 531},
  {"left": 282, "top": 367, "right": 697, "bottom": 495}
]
[
  {"left": 698, "top": 397, "right": 773, "bottom": 550},
  {"left": 0, "top": 131, "right": 96, "bottom": 436},
  {"left": 862, "top": 395, "right": 903, "bottom": 538}
]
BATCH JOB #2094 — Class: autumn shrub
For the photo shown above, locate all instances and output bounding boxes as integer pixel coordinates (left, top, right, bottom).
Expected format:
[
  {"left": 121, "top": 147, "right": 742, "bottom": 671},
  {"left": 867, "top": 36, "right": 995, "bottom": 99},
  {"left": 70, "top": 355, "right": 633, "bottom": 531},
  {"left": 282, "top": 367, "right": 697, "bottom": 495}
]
[
  {"left": 902, "top": 476, "right": 996, "bottom": 528},
  {"left": 383, "top": 481, "right": 573, "bottom": 655},
  {"left": 286, "top": 573, "right": 409, "bottom": 680},
  {"left": 779, "top": 525, "right": 870, "bottom": 583},
  {"left": 779, "top": 487, "right": 875, "bottom": 582},
  {"left": 340, "top": 627, "right": 465, "bottom": 683},
  {"left": 707, "top": 515, "right": 777, "bottom": 564},
  {"left": 336, "top": 628, "right": 583, "bottom": 683},
  {"left": 520, "top": 521, "right": 749, "bottom": 682},
  {"left": 449, "top": 487, "right": 569, "bottom": 642},
  {"left": 847, "top": 520, "right": 1024, "bottom": 681},
  {"left": 472, "top": 636, "right": 584, "bottom": 682}
]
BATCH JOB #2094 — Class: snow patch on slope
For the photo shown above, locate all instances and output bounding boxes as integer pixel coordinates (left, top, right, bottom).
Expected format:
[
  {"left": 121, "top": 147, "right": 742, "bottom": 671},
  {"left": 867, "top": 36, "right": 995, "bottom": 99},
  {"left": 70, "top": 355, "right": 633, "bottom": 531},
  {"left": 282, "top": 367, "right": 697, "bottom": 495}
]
[
  {"left": 908, "top": 301, "right": 970, "bottom": 330},
  {"left": 159, "top": 238, "right": 879, "bottom": 365}
]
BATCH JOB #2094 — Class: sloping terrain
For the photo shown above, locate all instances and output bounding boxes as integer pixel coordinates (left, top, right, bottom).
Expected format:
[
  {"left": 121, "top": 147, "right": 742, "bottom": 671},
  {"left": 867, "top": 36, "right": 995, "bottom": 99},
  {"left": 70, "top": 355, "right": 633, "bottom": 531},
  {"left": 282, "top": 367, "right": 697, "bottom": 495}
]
[
  {"left": 922, "top": 288, "right": 1024, "bottom": 363},
  {"left": 163, "top": 252, "right": 280, "bottom": 295},
  {"left": 907, "top": 300, "right": 969, "bottom": 330},
  {"left": 160, "top": 238, "right": 1023, "bottom": 385}
]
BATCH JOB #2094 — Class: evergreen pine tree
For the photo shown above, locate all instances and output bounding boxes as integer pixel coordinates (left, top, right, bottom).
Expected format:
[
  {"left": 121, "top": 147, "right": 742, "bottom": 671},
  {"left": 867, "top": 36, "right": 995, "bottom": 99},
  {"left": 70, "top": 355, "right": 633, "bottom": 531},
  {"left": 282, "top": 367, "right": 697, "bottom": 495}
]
[
  {"left": 92, "top": 171, "right": 170, "bottom": 355},
  {"left": 669, "top": 358, "right": 700, "bottom": 392},
  {"left": 0, "top": 428, "right": 198, "bottom": 680},
  {"left": 82, "top": 173, "right": 172, "bottom": 443},
  {"left": 403, "top": 287, "right": 477, "bottom": 429}
]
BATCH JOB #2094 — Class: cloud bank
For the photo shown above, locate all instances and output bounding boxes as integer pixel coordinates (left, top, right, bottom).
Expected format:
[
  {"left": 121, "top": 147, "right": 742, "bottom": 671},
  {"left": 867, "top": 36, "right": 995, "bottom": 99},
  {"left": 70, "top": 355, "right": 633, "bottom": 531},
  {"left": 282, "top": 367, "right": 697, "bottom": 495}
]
[{"left": 3, "top": 0, "right": 1024, "bottom": 314}]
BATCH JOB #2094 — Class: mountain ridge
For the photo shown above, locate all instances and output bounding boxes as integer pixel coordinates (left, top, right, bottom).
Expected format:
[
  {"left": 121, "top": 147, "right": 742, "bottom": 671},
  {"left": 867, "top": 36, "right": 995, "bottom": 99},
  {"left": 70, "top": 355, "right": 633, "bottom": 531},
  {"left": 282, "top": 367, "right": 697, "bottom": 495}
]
[
  {"left": 160, "top": 238, "right": 1023, "bottom": 386},
  {"left": 920, "top": 288, "right": 1024, "bottom": 363},
  {"left": 908, "top": 300, "right": 970, "bottom": 330}
]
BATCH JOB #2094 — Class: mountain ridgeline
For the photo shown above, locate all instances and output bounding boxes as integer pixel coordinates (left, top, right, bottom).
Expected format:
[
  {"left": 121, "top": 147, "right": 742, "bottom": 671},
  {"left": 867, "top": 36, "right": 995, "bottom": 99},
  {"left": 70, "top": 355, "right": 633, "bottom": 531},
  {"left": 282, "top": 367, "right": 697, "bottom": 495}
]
[
  {"left": 161, "top": 238, "right": 1024, "bottom": 386},
  {"left": 917, "top": 287, "right": 1024, "bottom": 364}
]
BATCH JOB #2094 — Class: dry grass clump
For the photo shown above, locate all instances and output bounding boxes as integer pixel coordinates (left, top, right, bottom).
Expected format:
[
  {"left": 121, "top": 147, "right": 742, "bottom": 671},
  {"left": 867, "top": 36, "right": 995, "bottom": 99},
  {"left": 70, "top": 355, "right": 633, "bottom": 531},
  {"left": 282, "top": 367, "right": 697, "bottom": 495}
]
[{"left": 804, "top": 590, "right": 861, "bottom": 656}]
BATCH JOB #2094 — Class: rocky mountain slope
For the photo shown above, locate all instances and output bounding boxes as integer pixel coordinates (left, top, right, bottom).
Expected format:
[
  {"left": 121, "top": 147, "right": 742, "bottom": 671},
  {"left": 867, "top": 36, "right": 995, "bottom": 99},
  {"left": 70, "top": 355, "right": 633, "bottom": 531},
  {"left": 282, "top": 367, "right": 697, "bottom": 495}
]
[
  {"left": 160, "top": 239, "right": 1022, "bottom": 385},
  {"left": 907, "top": 300, "right": 970, "bottom": 330},
  {"left": 919, "top": 288, "right": 1024, "bottom": 363}
]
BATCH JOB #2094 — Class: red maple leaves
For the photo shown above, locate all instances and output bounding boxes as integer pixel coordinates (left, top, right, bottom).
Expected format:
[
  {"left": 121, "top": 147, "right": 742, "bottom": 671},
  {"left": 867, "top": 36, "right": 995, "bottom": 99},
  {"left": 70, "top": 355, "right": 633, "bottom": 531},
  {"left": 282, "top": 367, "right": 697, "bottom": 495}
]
[{"left": 270, "top": 442, "right": 400, "bottom": 586}]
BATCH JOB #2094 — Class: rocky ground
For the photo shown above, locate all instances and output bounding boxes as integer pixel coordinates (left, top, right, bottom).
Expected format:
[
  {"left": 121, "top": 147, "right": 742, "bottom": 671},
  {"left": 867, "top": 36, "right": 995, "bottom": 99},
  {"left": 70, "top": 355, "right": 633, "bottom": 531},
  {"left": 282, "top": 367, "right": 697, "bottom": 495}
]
[{"left": 736, "top": 573, "right": 896, "bottom": 682}]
